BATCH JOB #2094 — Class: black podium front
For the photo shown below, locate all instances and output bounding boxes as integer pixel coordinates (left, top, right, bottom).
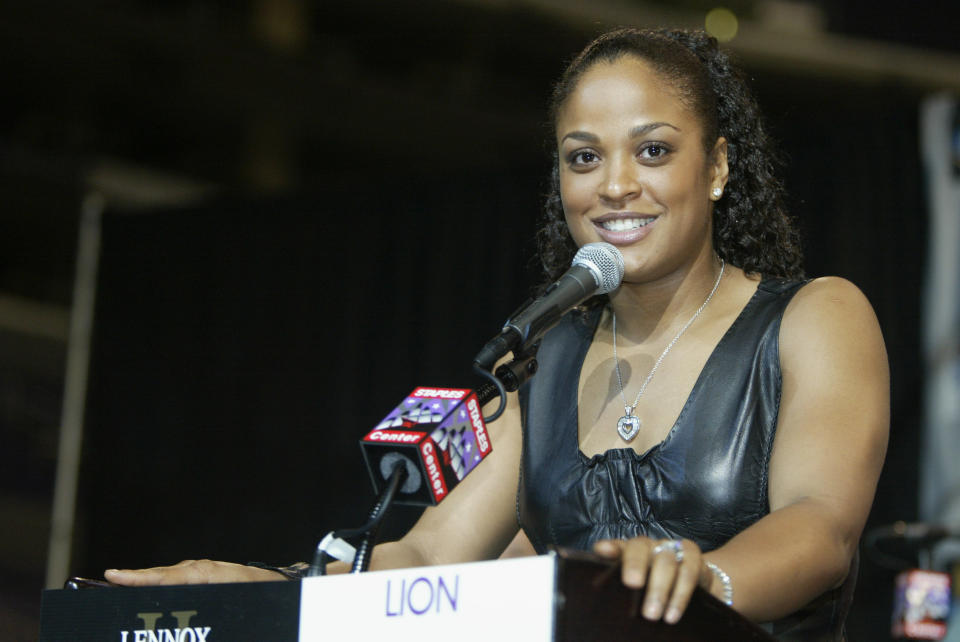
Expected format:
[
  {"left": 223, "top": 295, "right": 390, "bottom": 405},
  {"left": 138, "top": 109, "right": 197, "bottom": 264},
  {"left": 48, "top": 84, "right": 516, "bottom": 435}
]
[{"left": 40, "top": 551, "right": 774, "bottom": 641}]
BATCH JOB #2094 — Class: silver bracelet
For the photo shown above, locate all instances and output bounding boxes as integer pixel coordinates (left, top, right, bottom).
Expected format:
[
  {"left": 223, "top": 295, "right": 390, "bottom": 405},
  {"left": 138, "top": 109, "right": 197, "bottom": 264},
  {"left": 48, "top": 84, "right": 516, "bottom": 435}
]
[{"left": 705, "top": 561, "right": 733, "bottom": 607}]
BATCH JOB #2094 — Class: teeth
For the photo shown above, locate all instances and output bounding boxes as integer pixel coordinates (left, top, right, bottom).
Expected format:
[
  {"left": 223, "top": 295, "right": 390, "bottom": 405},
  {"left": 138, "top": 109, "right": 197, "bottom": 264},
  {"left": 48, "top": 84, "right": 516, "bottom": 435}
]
[{"left": 600, "top": 217, "right": 653, "bottom": 231}]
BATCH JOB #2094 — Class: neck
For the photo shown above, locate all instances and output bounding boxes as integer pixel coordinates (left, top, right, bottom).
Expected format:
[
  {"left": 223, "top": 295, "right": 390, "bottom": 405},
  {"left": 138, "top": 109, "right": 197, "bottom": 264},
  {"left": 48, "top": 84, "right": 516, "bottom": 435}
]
[{"left": 609, "top": 252, "right": 724, "bottom": 345}]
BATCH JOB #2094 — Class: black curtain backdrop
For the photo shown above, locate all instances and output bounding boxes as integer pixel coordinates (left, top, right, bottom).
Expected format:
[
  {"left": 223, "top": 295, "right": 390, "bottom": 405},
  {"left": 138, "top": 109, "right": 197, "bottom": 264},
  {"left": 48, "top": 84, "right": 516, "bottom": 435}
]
[
  {"left": 77, "top": 74, "right": 926, "bottom": 641},
  {"left": 78, "top": 169, "right": 544, "bottom": 570}
]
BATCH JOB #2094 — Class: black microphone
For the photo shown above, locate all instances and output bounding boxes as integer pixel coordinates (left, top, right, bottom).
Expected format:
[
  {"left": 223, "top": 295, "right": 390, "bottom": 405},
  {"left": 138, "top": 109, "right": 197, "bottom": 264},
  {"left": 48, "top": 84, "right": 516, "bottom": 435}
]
[
  {"left": 869, "top": 521, "right": 957, "bottom": 545},
  {"left": 474, "top": 242, "right": 624, "bottom": 370}
]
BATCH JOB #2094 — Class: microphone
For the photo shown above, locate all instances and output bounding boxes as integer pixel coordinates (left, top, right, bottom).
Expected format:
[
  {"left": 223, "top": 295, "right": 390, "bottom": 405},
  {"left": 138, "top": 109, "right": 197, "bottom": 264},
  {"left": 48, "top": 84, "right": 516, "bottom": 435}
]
[
  {"left": 310, "top": 387, "right": 492, "bottom": 575},
  {"left": 474, "top": 242, "right": 624, "bottom": 370},
  {"left": 359, "top": 387, "right": 493, "bottom": 506},
  {"left": 868, "top": 521, "right": 958, "bottom": 546}
]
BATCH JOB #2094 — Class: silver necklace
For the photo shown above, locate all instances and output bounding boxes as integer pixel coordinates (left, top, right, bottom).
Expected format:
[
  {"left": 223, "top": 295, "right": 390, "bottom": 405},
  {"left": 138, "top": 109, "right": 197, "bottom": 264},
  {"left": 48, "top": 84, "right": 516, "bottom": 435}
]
[{"left": 613, "top": 259, "right": 725, "bottom": 442}]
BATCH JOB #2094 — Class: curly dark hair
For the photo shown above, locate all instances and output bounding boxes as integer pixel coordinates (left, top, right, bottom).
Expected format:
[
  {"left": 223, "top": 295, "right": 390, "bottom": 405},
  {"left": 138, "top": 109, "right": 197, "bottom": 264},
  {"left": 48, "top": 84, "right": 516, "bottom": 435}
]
[{"left": 539, "top": 27, "right": 804, "bottom": 286}]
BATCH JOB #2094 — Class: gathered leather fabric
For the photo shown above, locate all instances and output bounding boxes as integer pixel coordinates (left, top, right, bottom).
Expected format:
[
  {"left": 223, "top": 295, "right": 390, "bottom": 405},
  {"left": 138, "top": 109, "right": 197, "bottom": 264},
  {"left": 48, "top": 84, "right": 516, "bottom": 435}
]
[{"left": 517, "top": 279, "right": 855, "bottom": 641}]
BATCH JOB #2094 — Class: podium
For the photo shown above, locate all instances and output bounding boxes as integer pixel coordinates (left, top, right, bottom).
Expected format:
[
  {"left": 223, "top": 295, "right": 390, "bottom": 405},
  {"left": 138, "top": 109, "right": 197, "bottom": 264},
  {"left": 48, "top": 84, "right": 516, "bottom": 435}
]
[{"left": 40, "top": 550, "right": 775, "bottom": 641}]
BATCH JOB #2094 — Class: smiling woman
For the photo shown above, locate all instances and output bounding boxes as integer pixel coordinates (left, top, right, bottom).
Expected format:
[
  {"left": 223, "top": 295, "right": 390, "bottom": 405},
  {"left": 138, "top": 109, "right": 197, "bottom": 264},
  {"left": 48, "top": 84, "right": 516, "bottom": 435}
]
[
  {"left": 519, "top": 28, "right": 886, "bottom": 640},
  {"left": 556, "top": 57, "right": 724, "bottom": 282},
  {"left": 105, "top": 27, "right": 888, "bottom": 642},
  {"left": 540, "top": 29, "right": 803, "bottom": 290}
]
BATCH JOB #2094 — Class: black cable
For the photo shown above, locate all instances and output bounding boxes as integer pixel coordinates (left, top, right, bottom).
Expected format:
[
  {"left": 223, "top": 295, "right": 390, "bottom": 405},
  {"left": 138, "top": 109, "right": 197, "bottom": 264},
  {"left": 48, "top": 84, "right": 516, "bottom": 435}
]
[
  {"left": 863, "top": 521, "right": 956, "bottom": 571},
  {"left": 350, "top": 461, "right": 407, "bottom": 573},
  {"left": 307, "top": 461, "right": 408, "bottom": 576},
  {"left": 473, "top": 362, "right": 507, "bottom": 422},
  {"left": 475, "top": 380, "right": 500, "bottom": 406},
  {"left": 863, "top": 528, "right": 915, "bottom": 572},
  {"left": 307, "top": 550, "right": 329, "bottom": 577}
]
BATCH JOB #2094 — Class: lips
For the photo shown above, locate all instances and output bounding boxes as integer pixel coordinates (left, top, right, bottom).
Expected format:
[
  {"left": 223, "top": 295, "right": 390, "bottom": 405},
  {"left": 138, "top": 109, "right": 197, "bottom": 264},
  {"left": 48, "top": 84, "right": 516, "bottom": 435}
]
[
  {"left": 598, "top": 217, "right": 655, "bottom": 231},
  {"left": 591, "top": 212, "right": 658, "bottom": 245}
]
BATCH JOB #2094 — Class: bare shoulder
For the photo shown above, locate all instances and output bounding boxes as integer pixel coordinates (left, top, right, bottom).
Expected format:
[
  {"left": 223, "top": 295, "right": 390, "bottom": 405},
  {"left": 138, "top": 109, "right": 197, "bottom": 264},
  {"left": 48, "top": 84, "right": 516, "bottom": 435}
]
[
  {"left": 785, "top": 276, "right": 876, "bottom": 321},
  {"left": 769, "top": 276, "right": 889, "bottom": 517},
  {"left": 780, "top": 276, "right": 886, "bottom": 363}
]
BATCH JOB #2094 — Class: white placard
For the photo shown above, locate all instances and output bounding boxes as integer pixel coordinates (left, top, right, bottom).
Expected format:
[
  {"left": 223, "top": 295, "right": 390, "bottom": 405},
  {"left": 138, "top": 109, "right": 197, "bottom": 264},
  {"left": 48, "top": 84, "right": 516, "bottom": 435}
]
[{"left": 298, "top": 554, "right": 557, "bottom": 641}]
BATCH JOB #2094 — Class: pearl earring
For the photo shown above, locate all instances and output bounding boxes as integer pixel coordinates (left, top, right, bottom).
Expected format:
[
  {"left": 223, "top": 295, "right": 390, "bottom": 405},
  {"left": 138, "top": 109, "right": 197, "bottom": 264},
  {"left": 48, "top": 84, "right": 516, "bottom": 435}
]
[{"left": 712, "top": 187, "right": 723, "bottom": 198}]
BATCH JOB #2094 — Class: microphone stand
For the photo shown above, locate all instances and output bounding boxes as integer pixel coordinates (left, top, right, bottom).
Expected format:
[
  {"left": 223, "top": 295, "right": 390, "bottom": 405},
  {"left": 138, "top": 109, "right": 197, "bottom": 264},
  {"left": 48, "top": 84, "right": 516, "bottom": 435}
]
[
  {"left": 864, "top": 521, "right": 954, "bottom": 571},
  {"left": 866, "top": 522, "right": 957, "bottom": 638},
  {"left": 473, "top": 343, "right": 541, "bottom": 422},
  {"left": 308, "top": 461, "right": 408, "bottom": 576},
  {"left": 350, "top": 461, "right": 407, "bottom": 573}
]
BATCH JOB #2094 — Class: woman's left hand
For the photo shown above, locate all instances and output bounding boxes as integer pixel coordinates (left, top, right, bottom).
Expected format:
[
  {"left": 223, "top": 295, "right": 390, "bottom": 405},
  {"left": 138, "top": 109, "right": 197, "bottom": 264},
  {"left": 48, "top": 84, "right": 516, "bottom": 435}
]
[{"left": 593, "top": 537, "right": 714, "bottom": 624}]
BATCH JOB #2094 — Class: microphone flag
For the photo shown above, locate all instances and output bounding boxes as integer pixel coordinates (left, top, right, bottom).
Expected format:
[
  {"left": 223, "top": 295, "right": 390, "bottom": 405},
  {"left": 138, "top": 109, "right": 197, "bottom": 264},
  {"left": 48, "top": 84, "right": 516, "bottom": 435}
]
[
  {"left": 360, "top": 387, "right": 492, "bottom": 506},
  {"left": 891, "top": 569, "right": 950, "bottom": 640}
]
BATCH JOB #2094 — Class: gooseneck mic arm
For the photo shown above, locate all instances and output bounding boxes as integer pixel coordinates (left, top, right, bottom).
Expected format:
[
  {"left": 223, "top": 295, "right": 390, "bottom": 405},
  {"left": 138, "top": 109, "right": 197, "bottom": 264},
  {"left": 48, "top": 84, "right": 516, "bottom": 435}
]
[
  {"left": 473, "top": 363, "right": 508, "bottom": 422},
  {"left": 472, "top": 243, "right": 624, "bottom": 419},
  {"left": 349, "top": 461, "right": 408, "bottom": 573},
  {"left": 308, "top": 460, "right": 408, "bottom": 576}
]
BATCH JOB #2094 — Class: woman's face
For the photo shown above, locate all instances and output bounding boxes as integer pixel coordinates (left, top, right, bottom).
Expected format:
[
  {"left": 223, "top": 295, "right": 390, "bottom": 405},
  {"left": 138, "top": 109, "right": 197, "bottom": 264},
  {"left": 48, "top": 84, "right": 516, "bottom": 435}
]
[{"left": 556, "top": 56, "right": 727, "bottom": 283}]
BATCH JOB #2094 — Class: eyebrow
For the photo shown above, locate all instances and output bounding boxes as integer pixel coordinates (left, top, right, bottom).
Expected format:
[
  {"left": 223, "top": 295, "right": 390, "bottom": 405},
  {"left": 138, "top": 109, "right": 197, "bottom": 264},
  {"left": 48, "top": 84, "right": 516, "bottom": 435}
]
[
  {"left": 560, "top": 121, "right": 680, "bottom": 144},
  {"left": 630, "top": 122, "right": 680, "bottom": 137}
]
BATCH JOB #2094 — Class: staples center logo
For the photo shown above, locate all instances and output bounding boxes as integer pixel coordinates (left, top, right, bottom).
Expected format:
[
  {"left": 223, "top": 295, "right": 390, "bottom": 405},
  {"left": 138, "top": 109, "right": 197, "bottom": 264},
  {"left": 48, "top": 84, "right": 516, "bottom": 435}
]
[
  {"left": 466, "top": 398, "right": 490, "bottom": 454},
  {"left": 412, "top": 387, "right": 467, "bottom": 400},
  {"left": 420, "top": 440, "right": 447, "bottom": 501},
  {"left": 366, "top": 430, "right": 424, "bottom": 444},
  {"left": 120, "top": 611, "right": 211, "bottom": 642}
]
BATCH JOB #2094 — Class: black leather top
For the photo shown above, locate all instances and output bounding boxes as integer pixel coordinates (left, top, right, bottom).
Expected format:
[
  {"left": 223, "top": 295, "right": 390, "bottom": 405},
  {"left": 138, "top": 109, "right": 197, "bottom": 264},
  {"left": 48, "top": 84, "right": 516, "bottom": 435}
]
[{"left": 518, "top": 279, "right": 854, "bottom": 641}]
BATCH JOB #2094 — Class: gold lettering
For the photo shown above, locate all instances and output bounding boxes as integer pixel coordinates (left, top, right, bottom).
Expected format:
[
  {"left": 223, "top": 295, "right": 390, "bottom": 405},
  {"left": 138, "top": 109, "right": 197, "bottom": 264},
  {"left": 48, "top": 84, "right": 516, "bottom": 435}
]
[
  {"left": 135, "top": 612, "right": 162, "bottom": 631},
  {"left": 170, "top": 611, "right": 198, "bottom": 629}
]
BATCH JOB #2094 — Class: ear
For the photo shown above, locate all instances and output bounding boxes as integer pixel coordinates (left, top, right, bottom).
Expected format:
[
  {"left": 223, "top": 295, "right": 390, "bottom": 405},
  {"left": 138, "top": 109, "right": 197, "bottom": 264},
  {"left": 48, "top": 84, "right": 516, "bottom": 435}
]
[{"left": 708, "top": 137, "right": 729, "bottom": 201}]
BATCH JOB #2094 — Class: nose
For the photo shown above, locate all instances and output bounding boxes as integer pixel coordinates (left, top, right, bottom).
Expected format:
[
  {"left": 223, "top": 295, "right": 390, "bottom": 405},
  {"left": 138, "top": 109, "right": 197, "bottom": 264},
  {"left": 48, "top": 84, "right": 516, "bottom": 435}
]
[{"left": 599, "top": 156, "right": 641, "bottom": 204}]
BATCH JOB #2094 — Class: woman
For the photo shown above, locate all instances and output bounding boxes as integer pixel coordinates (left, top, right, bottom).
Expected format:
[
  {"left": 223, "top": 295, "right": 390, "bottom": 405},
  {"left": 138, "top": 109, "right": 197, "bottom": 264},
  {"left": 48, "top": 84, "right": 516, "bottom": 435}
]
[{"left": 106, "top": 28, "right": 888, "bottom": 639}]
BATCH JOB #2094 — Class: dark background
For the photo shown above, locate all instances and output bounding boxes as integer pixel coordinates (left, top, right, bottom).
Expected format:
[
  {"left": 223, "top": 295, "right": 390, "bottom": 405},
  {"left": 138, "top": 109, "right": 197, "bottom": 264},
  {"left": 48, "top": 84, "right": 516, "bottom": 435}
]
[{"left": 1, "top": 1, "right": 958, "bottom": 640}]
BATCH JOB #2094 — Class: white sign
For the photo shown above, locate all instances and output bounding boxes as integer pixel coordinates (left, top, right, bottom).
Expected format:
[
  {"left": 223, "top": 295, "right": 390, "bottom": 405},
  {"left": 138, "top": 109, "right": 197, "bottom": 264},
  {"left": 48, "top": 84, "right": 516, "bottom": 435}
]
[{"left": 298, "top": 554, "right": 557, "bottom": 641}]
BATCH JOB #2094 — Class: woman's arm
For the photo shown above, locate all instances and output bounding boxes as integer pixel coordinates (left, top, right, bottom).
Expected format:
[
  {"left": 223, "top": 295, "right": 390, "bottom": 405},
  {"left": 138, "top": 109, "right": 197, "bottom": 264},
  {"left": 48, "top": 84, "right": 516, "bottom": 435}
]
[
  {"left": 703, "top": 276, "right": 889, "bottom": 621},
  {"left": 594, "top": 277, "right": 889, "bottom": 624},
  {"left": 106, "top": 390, "right": 524, "bottom": 585}
]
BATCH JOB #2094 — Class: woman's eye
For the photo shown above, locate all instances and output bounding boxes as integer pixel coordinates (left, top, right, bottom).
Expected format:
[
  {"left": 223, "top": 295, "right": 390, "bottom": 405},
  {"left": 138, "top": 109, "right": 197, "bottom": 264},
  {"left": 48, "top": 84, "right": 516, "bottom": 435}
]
[
  {"left": 569, "top": 150, "right": 599, "bottom": 166},
  {"left": 639, "top": 143, "right": 670, "bottom": 161}
]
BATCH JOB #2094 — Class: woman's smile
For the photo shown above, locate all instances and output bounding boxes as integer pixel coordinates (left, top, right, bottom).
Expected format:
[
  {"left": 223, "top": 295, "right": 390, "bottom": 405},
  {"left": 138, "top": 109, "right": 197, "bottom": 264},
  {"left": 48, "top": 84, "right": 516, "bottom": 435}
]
[
  {"left": 555, "top": 55, "right": 727, "bottom": 282},
  {"left": 592, "top": 212, "right": 659, "bottom": 245}
]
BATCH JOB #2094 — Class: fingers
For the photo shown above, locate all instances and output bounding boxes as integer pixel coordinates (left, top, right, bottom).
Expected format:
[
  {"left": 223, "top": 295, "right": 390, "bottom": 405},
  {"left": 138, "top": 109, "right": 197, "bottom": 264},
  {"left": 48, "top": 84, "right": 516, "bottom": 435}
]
[
  {"left": 593, "top": 538, "right": 625, "bottom": 560},
  {"left": 594, "top": 539, "right": 645, "bottom": 587},
  {"left": 105, "top": 559, "right": 281, "bottom": 586},
  {"left": 619, "top": 539, "right": 652, "bottom": 589},
  {"left": 105, "top": 560, "right": 207, "bottom": 586},
  {"left": 593, "top": 537, "right": 703, "bottom": 624},
  {"left": 105, "top": 564, "right": 188, "bottom": 586},
  {"left": 661, "top": 541, "right": 701, "bottom": 624}
]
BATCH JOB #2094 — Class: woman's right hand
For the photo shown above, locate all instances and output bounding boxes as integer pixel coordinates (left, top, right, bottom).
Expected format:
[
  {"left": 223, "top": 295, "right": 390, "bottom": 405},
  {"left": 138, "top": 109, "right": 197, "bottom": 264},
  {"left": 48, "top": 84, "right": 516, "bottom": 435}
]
[
  {"left": 105, "top": 560, "right": 285, "bottom": 586},
  {"left": 593, "top": 537, "right": 716, "bottom": 624}
]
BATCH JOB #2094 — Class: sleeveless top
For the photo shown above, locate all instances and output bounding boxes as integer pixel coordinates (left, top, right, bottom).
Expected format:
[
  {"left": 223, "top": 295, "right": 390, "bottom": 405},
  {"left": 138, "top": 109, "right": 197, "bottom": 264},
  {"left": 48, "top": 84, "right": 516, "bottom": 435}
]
[{"left": 517, "top": 279, "right": 856, "bottom": 641}]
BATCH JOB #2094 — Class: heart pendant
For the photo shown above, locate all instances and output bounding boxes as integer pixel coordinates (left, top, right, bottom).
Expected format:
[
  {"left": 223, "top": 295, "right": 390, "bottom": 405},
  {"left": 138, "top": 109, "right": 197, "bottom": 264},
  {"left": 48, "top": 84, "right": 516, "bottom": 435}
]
[{"left": 617, "top": 415, "right": 641, "bottom": 441}]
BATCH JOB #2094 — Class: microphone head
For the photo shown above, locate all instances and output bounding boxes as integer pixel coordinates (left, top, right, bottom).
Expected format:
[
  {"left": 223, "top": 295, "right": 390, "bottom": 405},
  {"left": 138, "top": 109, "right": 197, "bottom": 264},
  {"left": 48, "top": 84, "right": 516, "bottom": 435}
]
[
  {"left": 572, "top": 242, "right": 624, "bottom": 294},
  {"left": 379, "top": 452, "right": 422, "bottom": 495}
]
